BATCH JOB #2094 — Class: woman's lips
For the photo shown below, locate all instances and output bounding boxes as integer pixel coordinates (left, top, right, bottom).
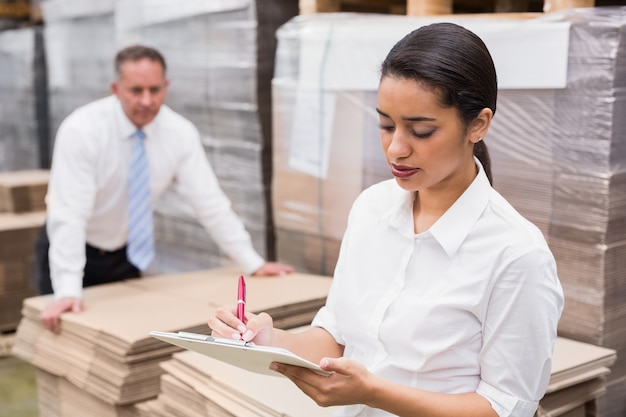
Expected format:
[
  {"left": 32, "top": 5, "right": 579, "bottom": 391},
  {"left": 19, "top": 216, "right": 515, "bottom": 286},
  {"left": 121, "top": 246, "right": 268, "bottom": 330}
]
[{"left": 391, "top": 164, "right": 420, "bottom": 179}]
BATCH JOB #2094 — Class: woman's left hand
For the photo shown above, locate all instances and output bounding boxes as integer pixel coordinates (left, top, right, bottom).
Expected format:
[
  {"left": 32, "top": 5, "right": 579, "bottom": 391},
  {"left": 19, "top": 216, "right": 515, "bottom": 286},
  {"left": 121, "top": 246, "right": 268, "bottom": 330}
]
[{"left": 270, "top": 357, "right": 374, "bottom": 407}]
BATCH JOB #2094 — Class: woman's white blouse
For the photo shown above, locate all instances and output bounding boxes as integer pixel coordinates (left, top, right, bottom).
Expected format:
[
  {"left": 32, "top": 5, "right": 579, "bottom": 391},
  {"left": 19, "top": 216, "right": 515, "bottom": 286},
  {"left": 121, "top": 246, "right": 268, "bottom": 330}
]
[{"left": 312, "top": 163, "right": 564, "bottom": 417}]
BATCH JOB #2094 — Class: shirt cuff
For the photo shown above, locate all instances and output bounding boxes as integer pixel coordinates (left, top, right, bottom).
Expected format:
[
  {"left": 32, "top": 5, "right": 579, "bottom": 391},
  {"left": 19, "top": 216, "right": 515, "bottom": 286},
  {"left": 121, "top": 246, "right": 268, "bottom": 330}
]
[
  {"left": 311, "top": 306, "right": 344, "bottom": 345},
  {"left": 476, "top": 381, "right": 539, "bottom": 417},
  {"left": 51, "top": 273, "right": 83, "bottom": 300},
  {"left": 238, "top": 251, "right": 266, "bottom": 275}
]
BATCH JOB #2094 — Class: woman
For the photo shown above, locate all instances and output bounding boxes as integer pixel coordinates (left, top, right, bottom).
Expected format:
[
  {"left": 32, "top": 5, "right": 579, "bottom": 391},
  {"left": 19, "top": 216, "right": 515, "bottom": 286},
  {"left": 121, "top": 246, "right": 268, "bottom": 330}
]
[{"left": 208, "top": 22, "right": 564, "bottom": 417}]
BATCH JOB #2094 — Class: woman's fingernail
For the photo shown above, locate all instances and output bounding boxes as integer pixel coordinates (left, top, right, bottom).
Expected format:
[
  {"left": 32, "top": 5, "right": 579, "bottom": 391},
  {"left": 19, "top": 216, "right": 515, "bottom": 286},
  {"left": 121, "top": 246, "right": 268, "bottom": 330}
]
[
  {"left": 231, "top": 332, "right": 240, "bottom": 340},
  {"left": 242, "top": 330, "right": 254, "bottom": 341},
  {"left": 237, "top": 325, "right": 246, "bottom": 333}
]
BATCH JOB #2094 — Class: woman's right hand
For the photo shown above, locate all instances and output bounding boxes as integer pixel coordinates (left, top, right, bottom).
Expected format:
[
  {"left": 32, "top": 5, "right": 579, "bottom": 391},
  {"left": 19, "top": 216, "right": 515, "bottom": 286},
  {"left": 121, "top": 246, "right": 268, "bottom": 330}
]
[{"left": 208, "top": 306, "right": 275, "bottom": 346}]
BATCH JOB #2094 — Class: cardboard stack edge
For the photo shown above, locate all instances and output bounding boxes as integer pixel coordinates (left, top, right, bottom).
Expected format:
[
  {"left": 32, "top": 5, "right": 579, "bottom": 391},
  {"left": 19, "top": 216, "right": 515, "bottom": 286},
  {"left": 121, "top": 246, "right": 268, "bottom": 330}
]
[
  {"left": 11, "top": 267, "right": 333, "bottom": 416},
  {"left": 0, "top": 169, "right": 49, "bottom": 213},
  {"left": 538, "top": 338, "right": 617, "bottom": 417}
]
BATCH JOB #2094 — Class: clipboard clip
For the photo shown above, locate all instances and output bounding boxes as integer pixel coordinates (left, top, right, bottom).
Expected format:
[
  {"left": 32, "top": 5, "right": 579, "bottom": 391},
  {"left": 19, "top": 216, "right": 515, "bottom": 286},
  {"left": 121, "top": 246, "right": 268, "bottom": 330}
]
[
  {"left": 177, "top": 331, "right": 256, "bottom": 347},
  {"left": 177, "top": 331, "right": 211, "bottom": 341}
]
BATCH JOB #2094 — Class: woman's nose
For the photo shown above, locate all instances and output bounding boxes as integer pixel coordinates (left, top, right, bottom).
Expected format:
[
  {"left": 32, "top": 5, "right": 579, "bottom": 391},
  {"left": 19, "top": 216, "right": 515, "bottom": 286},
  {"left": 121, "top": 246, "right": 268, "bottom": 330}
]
[{"left": 385, "top": 129, "right": 412, "bottom": 159}]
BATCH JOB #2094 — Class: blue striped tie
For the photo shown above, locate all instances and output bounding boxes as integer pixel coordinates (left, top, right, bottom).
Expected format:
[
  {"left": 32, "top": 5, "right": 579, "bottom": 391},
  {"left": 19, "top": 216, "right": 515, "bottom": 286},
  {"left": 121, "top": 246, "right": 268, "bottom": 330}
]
[{"left": 127, "top": 130, "right": 154, "bottom": 271}]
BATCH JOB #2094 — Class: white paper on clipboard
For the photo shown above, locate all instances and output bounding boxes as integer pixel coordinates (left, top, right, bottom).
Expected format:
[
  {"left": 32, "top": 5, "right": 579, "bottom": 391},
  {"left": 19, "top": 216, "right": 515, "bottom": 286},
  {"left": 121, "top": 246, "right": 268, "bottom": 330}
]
[{"left": 150, "top": 330, "right": 331, "bottom": 377}]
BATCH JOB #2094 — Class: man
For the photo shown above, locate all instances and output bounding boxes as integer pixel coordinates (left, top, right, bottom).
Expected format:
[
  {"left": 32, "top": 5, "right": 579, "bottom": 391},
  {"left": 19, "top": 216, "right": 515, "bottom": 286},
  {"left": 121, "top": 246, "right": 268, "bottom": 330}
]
[{"left": 36, "top": 45, "right": 293, "bottom": 332}]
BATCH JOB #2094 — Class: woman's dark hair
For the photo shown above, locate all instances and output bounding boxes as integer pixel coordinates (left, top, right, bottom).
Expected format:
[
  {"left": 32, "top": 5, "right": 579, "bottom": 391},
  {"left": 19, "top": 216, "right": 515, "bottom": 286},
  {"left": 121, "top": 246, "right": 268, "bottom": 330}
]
[
  {"left": 380, "top": 22, "right": 497, "bottom": 184},
  {"left": 114, "top": 45, "right": 167, "bottom": 79}
]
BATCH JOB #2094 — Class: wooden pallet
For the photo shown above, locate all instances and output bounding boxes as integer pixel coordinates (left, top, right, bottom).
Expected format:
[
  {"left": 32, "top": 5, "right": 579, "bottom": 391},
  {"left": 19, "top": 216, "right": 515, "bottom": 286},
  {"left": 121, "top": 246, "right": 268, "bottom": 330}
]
[
  {"left": 0, "top": 331, "right": 15, "bottom": 357},
  {"left": 300, "top": 0, "right": 595, "bottom": 15}
]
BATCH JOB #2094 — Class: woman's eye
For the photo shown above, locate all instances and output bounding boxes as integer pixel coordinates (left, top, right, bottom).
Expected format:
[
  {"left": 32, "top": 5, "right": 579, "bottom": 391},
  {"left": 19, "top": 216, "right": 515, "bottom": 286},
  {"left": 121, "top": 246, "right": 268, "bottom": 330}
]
[
  {"left": 411, "top": 129, "right": 435, "bottom": 139},
  {"left": 378, "top": 124, "right": 395, "bottom": 132}
]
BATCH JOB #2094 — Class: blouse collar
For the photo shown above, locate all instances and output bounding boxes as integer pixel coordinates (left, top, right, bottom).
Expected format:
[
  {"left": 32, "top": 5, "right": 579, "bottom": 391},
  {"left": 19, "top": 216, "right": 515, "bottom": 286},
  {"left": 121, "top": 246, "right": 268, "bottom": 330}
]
[{"left": 387, "top": 157, "right": 491, "bottom": 257}]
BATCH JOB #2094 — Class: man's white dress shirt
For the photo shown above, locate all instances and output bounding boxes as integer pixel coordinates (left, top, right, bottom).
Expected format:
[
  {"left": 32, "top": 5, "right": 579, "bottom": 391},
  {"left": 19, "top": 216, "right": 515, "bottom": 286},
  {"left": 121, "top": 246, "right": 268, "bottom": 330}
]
[
  {"left": 46, "top": 95, "right": 265, "bottom": 299},
  {"left": 312, "top": 161, "right": 564, "bottom": 417}
]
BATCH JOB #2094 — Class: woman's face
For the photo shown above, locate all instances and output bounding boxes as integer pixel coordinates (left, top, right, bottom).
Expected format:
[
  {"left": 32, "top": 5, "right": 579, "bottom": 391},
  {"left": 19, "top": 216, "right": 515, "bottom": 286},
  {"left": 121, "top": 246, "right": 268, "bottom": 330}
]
[{"left": 377, "top": 75, "right": 478, "bottom": 194}]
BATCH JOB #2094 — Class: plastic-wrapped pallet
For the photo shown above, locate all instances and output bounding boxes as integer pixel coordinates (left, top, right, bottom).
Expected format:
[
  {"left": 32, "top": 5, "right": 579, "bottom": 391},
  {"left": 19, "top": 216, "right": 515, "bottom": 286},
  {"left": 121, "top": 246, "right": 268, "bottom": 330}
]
[
  {"left": 113, "top": 0, "right": 298, "bottom": 273},
  {"left": 272, "top": 12, "right": 570, "bottom": 274},
  {"left": 41, "top": 0, "right": 117, "bottom": 141},
  {"left": 0, "top": 27, "right": 39, "bottom": 171},
  {"left": 272, "top": 9, "right": 626, "bottom": 417}
]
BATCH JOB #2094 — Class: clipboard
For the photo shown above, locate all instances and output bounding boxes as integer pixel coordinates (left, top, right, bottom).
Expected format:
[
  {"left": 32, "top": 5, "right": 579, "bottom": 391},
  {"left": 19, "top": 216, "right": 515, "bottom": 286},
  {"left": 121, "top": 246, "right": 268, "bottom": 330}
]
[{"left": 150, "top": 330, "right": 331, "bottom": 377}]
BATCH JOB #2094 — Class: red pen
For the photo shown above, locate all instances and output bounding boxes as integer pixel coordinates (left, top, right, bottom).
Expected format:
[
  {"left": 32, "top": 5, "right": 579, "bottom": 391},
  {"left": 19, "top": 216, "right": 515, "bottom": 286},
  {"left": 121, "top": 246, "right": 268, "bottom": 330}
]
[{"left": 237, "top": 275, "right": 246, "bottom": 324}]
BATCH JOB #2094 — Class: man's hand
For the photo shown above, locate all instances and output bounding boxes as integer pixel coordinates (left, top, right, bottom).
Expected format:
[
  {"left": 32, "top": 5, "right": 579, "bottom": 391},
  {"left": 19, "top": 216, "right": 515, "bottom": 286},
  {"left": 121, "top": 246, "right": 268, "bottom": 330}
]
[
  {"left": 40, "top": 297, "right": 83, "bottom": 332},
  {"left": 252, "top": 262, "right": 294, "bottom": 276}
]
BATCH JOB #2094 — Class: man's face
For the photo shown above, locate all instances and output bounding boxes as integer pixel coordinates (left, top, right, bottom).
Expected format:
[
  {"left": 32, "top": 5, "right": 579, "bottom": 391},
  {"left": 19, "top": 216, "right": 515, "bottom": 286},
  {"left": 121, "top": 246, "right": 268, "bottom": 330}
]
[{"left": 111, "top": 58, "right": 169, "bottom": 128}]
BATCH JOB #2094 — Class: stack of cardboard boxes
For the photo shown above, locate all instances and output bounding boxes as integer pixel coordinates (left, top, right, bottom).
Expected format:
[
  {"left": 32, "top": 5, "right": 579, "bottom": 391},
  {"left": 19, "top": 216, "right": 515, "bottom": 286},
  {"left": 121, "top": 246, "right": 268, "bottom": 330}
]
[
  {"left": 0, "top": 170, "right": 48, "bottom": 333},
  {"left": 12, "top": 267, "right": 333, "bottom": 416}
]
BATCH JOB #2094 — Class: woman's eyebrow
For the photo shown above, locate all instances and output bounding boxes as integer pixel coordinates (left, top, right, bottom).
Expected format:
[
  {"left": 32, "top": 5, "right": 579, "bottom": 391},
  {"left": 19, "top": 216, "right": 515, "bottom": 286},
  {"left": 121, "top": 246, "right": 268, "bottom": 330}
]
[
  {"left": 404, "top": 116, "right": 436, "bottom": 122},
  {"left": 376, "top": 108, "right": 435, "bottom": 122},
  {"left": 376, "top": 108, "right": 389, "bottom": 117}
]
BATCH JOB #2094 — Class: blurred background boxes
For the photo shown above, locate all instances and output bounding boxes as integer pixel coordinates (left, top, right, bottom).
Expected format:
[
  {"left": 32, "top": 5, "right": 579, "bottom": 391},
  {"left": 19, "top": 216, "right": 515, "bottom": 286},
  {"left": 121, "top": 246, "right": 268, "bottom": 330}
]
[
  {"left": 0, "top": 169, "right": 48, "bottom": 213},
  {"left": 0, "top": 0, "right": 31, "bottom": 30},
  {"left": 298, "top": 0, "right": 595, "bottom": 14},
  {"left": 0, "top": 170, "right": 47, "bottom": 333}
]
